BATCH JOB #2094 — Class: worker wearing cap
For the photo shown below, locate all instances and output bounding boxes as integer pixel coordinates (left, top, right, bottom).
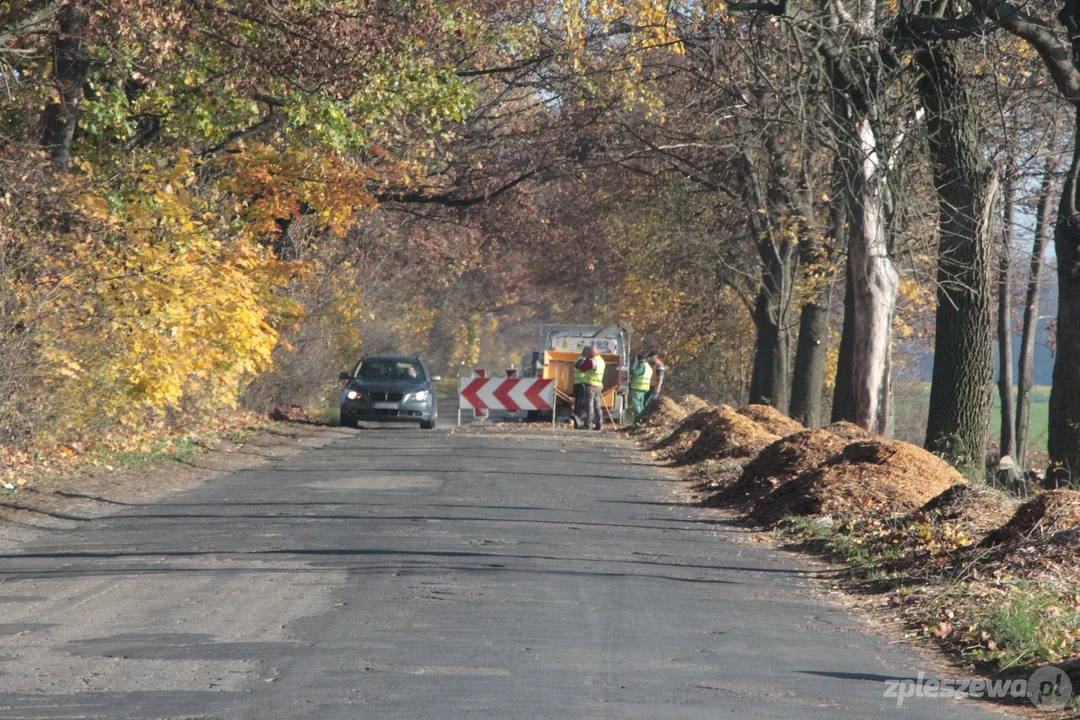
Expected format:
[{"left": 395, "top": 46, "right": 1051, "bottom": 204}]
[
  {"left": 572, "top": 346, "right": 605, "bottom": 430},
  {"left": 645, "top": 350, "right": 665, "bottom": 407},
  {"left": 629, "top": 352, "right": 653, "bottom": 418}
]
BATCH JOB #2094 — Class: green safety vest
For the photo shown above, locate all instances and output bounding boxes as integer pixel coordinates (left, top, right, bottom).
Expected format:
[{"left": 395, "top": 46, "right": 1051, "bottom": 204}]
[
  {"left": 573, "top": 365, "right": 585, "bottom": 385},
  {"left": 630, "top": 361, "right": 653, "bottom": 391},
  {"left": 583, "top": 356, "right": 605, "bottom": 387}
]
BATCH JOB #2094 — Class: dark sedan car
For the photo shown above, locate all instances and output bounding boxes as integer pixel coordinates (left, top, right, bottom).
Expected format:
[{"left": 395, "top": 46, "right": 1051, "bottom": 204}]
[{"left": 339, "top": 355, "right": 440, "bottom": 429}]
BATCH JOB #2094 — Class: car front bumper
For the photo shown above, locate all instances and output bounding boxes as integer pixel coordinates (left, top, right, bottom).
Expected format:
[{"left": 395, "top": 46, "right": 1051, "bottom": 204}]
[{"left": 340, "top": 399, "right": 434, "bottom": 423}]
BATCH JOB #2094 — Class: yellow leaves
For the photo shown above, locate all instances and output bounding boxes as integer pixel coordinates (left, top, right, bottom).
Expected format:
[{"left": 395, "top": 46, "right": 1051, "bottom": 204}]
[
  {"left": 561, "top": 0, "right": 686, "bottom": 63},
  {"left": 27, "top": 157, "right": 296, "bottom": 439}
]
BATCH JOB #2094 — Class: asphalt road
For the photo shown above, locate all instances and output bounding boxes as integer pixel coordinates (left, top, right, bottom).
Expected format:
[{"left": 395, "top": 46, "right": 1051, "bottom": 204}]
[{"left": 0, "top": 407, "right": 1008, "bottom": 719}]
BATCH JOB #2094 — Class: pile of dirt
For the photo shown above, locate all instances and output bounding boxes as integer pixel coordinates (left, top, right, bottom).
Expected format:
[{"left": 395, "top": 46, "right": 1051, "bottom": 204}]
[
  {"left": 679, "top": 394, "right": 710, "bottom": 413},
  {"left": 676, "top": 406, "right": 780, "bottom": 466},
  {"left": 736, "top": 405, "right": 804, "bottom": 438},
  {"left": 916, "top": 484, "right": 1017, "bottom": 542},
  {"left": 751, "top": 439, "right": 964, "bottom": 525},
  {"left": 823, "top": 421, "right": 875, "bottom": 441},
  {"left": 981, "top": 489, "right": 1080, "bottom": 546},
  {"left": 630, "top": 396, "right": 687, "bottom": 437},
  {"left": 651, "top": 407, "right": 723, "bottom": 456},
  {"left": 710, "top": 429, "right": 848, "bottom": 508}
]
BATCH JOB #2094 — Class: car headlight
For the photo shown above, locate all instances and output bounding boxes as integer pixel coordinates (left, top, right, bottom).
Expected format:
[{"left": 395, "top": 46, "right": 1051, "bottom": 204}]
[
  {"left": 405, "top": 390, "right": 429, "bottom": 402},
  {"left": 345, "top": 389, "right": 359, "bottom": 400}
]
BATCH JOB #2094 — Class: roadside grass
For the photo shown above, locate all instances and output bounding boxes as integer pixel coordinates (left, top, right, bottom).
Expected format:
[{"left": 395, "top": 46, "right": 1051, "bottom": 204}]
[
  {"left": 89, "top": 420, "right": 280, "bottom": 471},
  {"left": 92, "top": 435, "right": 202, "bottom": 468},
  {"left": 0, "top": 413, "right": 282, "bottom": 494},
  {"left": 321, "top": 406, "right": 341, "bottom": 425},
  {"left": 781, "top": 513, "right": 1080, "bottom": 680},
  {"left": 785, "top": 516, "right": 907, "bottom": 568},
  {"left": 981, "top": 588, "right": 1079, "bottom": 664},
  {"left": 909, "top": 582, "right": 1080, "bottom": 670}
]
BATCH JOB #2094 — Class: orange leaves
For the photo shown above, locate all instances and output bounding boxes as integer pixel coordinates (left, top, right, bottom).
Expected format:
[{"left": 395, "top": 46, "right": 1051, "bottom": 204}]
[{"left": 222, "top": 147, "right": 381, "bottom": 239}]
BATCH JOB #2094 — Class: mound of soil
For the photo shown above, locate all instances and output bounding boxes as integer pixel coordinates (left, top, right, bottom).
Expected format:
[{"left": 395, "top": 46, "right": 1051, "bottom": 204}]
[
  {"left": 711, "top": 429, "right": 848, "bottom": 508},
  {"left": 676, "top": 406, "right": 779, "bottom": 466},
  {"left": 651, "top": 407, "right": 724, "bottom": 455},
  {"left": 981, "top": 489, "right": 1080, "bottom": 546},
  {"left": 679, "top": 394, "right": 710, "bottom": 413},
  {"left": 630, "top": 396, "right": 687, "bottom": 436},
  {"left": 822, "top": 421, "right": 875, "bottom": 442},
  {"left": 916, "top": 484, "right": 1017, "bottom": 542},
  {"left": 736, "top": 405, "right": 804, "bottom": 438},
  {"left": 751, "top": 439, "right": 964, "bottom": 525}
]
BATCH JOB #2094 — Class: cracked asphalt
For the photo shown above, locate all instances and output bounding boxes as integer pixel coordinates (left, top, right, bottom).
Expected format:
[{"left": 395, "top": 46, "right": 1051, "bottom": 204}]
[{"left": 0, "top": 409, "right": 1008, "bottom": 719}]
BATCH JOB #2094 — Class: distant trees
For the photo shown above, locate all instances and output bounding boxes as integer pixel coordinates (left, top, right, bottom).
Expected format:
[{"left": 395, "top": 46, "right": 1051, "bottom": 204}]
[
  {"left": 956, "top": 0, "right": 1080, "bottom": 484},
  {"left": 2, "top": 0, "right": 1079, "bottom": 483},
  {"left": 1016, "top": 164, "right": 1059, "bottom": 470},
  {"left": 549, "top": 0, "right": 1077, "bottom": 482},
  {"left": 0, "top": 1, "right": 510, "bottom": 442}
]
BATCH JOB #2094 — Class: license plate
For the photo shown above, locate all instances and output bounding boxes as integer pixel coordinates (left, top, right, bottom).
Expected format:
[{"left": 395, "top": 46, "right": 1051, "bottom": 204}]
[{"left": 373, "top": 402, "right": 399, "bottom": 410}]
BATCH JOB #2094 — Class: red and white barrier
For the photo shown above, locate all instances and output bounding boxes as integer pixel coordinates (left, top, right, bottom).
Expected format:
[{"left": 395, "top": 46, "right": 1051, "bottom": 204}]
[
  {"left": 470, "top": 368, "right": 488, "bottom": 419},
  {"left": 458, "top": 377, "right": 554, "bottom": 412}
]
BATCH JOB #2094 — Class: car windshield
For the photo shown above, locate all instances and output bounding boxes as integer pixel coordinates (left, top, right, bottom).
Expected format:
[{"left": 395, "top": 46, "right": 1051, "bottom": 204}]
[{"left": 356, "top": 360, "right": 424, "bottom": 381}]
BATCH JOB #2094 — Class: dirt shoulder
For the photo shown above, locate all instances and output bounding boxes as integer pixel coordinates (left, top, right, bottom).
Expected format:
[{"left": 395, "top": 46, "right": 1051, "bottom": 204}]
[{"left": 0, "top": 421, "right": 358, "bottom": 550}]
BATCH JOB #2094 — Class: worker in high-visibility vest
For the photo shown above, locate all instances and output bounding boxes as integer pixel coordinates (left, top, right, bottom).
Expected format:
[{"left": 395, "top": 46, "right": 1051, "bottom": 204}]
[
  {"left": 572, "top": 347, "right": 587, "bottom": 421},
  {"left": 645, "top": 349, "right": 666, "bottom": 407},
  {"left": 572, "top": 346, "right": 605, "bottom": 430},
  {"left": 629, "top": 352, "right": 653, "bottom": 418}
]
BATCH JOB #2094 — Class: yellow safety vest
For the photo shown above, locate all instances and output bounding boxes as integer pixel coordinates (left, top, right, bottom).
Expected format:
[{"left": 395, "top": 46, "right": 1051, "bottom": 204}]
[
  {"left": 630, "top": 361, "right": 653, "bottom": 391},
  {"left": 583, "top": 356, "right": 605, "bottom": 387},
  {"left": 573, "top": 365, "right": 585, "bottom": 384}
]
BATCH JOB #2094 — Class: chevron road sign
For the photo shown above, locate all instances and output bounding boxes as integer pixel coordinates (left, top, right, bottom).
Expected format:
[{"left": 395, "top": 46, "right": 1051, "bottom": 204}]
[
  {"left": 458, "top": 377, "right": 555, "bottom": 413},
  {"left": 470, "top": 368, "right": 488, "bottom": 419}
]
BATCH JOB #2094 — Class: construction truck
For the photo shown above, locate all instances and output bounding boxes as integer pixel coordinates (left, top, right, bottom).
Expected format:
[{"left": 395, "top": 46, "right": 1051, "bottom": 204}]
[{"left": 523, "top": 323, "right": 631, "bottom": 423}]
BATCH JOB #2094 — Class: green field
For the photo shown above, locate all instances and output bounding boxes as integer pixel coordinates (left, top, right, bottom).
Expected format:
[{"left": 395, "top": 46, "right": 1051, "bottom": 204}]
[
  {"left": 893, "top": 384, "right": 1050, "bottom": 458},
  {"left": 990, "top": 385, "right": 1050, "bottom": 455}
]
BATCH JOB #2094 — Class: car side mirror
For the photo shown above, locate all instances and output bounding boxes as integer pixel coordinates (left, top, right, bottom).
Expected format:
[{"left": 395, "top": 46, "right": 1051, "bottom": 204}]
[
  {"left": 431, "top": 375, "right": 442, "bottom": 383},
  {"left": 338, "top": 371, "right": 350, "bottom": 381}
]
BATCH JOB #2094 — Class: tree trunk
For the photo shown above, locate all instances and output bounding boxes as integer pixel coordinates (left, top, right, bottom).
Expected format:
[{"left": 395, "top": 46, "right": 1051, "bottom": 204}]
[
  {"left": 749, "top": 242, "right": 795, "bottom": 413},
  {"left": 831, "top": 260, "right": 856, "bottom": 423},
  {"left": 793, "top": 185, "right": 843, "bottom": 428},
  {"left": 1048, "top": 112, "right": 1080, "bottom": 487},
  {"left": 917, "top": 42, "right": 997, "bottom": 470},
  {"left": 41, "top": 4, "right": 91, "bottom": 169},
  {"left": 848, "top": 115, "right": 899, "bottom": 435},
  {"left": 790, "top": 300, "right": 829, "bottom": 427},
  {"left": 1016, "top": 163, "right": 1056, "bottom": 470},
  {"left": 997, "top": 176, "right": 1017, "bottom": 462}
]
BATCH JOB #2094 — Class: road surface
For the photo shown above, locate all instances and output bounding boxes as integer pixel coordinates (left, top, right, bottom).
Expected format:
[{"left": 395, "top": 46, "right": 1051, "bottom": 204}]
[{"left": 0, "top": 412, "right": 1007, "bottom": 719}]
